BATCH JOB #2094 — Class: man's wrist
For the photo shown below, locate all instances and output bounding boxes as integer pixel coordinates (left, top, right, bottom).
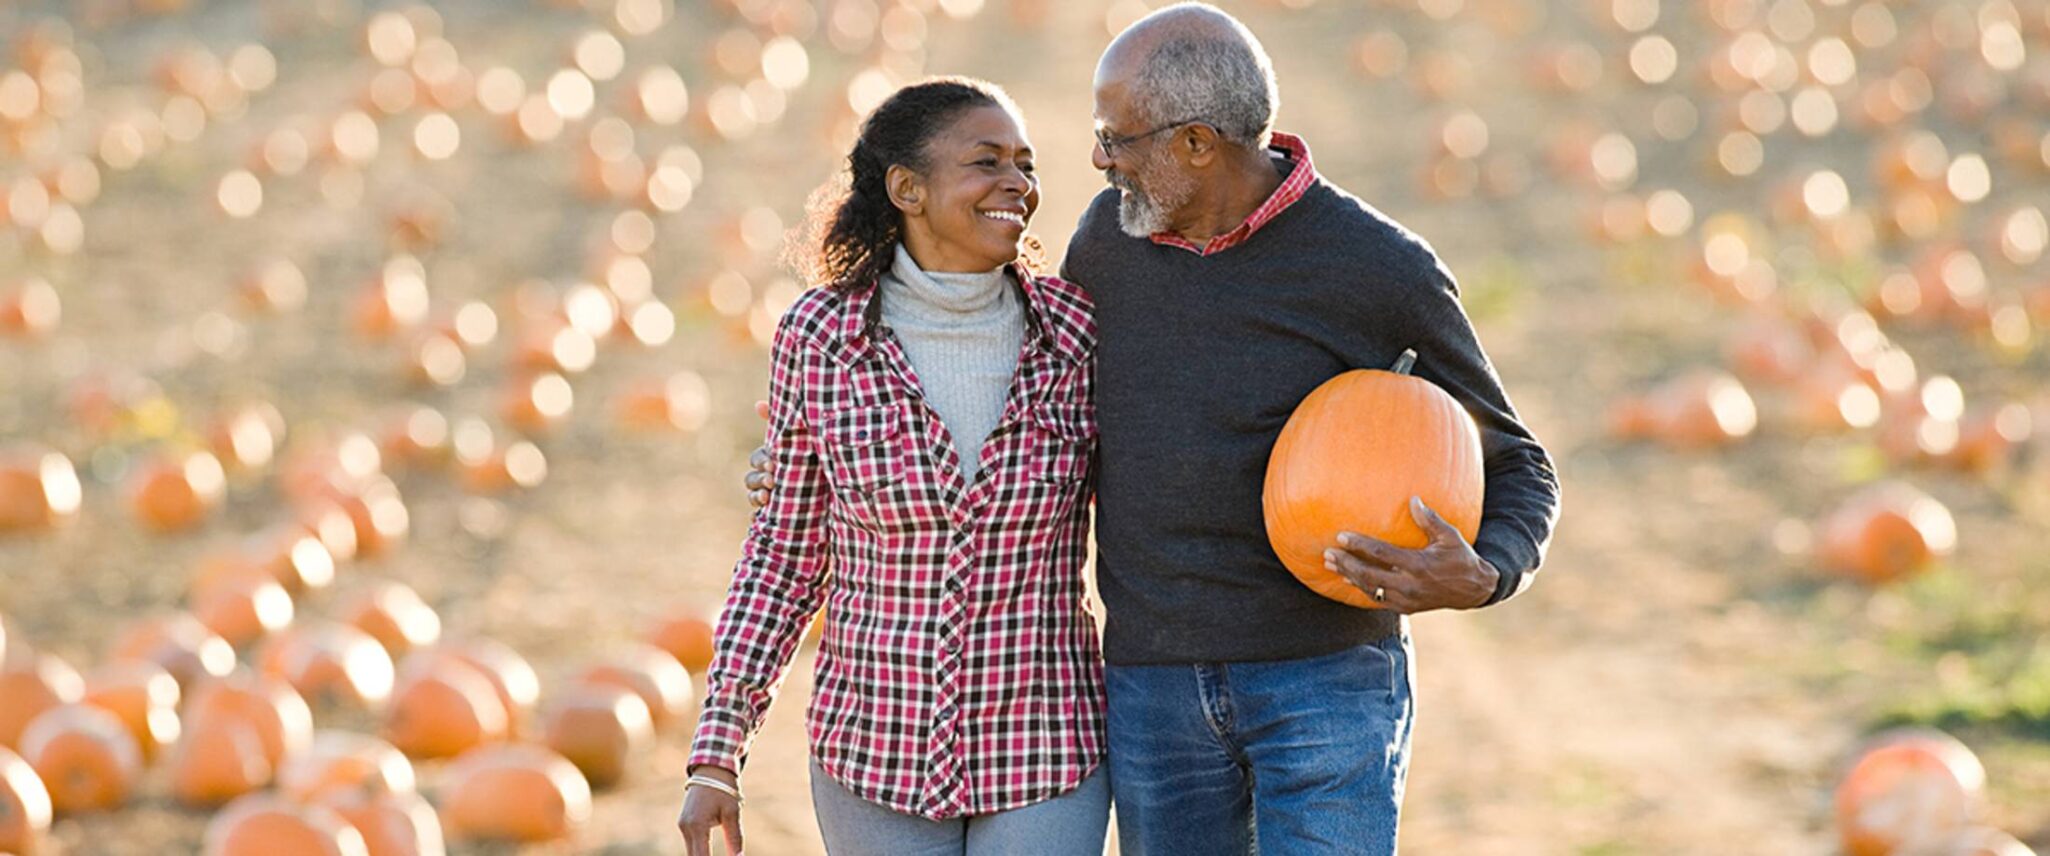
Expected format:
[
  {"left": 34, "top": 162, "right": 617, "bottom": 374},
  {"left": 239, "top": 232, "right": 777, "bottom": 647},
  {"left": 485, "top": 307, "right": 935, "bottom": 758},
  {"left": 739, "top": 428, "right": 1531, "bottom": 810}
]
[{"left": 1471, "top": 557, "right": 1501, "bottom": 609}]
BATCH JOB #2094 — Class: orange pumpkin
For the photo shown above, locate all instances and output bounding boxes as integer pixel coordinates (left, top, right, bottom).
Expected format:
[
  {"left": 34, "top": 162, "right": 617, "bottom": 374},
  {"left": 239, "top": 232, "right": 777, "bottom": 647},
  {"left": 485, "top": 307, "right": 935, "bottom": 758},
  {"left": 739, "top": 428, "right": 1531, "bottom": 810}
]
[
  {"left": 17, "top": 704, "right": 142, "bottom": 812},
  {"left": 420, "top": 641, "right": 539, "bottom": 728},
  {"left": 333, "top": 477, "right": 410, "bottom": 559},
  {"left": 81, "top": 662, "right": 181, "bottom": 762},
  {"left": 65, "top": 371, "right": 159, "bottom": 438},
  {"left": 1788, "top": 364, "right": 1885, "bottom": 434},
  {"left": 1611, "top": 369, "right": 1761, "bottom": 448},
  {"left": 400, "top": 332, "right": 465, "bottom": 388},
  {"left": 341, "top": 581, "right": 441, "bottom": 658},
  {"left": 645, "top": 610, "right": 717, "bottom": 674},
  {"left": 350, "top": 262, "right": 430, "bottom": 342},
  {"left": 278, "top": 731, "right": 415, "bottom": 802},
  {"left": 270, "top": 623, "right": 397, "bottom": 709},
  {"left": 256, "top": 527, "right": 341, "bottom": 593},
  {"left": 377, "top": 407, "right": 451, "bottom": 471},
  {"left": 187, "top": 671, "right": 314, "bottom": 768},
  {"left": 238, "top": 259, "right": 307, "bottom": 313},
  {"left": 108, "top": 613, "right": 237, "bottom": 693},
  {"left": 168, "top": 713, "right": 272, "bottom": 806},
  {"left": 542, "top": 684, "right": 651, "bottom": 789},
  {"left": 1724, "top": 314, "right": 1813, "bottom": 387},
  {"left": 454, "top": 439, "right": 548, "bottom": 494},
  {"left": 513, "top": 321, "right": 597, "bottom": 375},
  {"left": 279, "top": 433, "right": 384, "bottom": 508},
  {"left": 0, "top": 746, "right": 52, "bottom": 855},
  {"left": 0, "top": 449, "right": 83, "bottom": 534},
  {"left": 499, "top": 372, "right": 574, "bottom": 435},
  {"left": 207, "top": 404, "right": 284, "bottom": 474},
  {"left": 577, "top": 645, "right": 693, "bottom": 730},
  {"left": 1943, "top": 403, "right": 2033, "bottom": 474},
  {"left": 0, "top": 278, "right": 60, "bottom": 339},
  {"left": 310, "top": 788, "right": 444, "bottom": 856},
  {"left": 614, "top": 372, "right": 710, "bottom": 432},
  {"left": 0, "top": 655, "right": 84, "bottom": 750},
  {"left": 439, "top": 743, "right": 592, "bottom": 843},
  {"left": 383, "top": 660, "right": 508, "bottom": 759},
  {"left": 1263, "top": 351, "right": 1484, "bottom": 608},
  {"left": 191, "top": 574, "right": 296, "bottom": 648},
  {"left": 126, "top": 451, "right": 227, "bottom": 533},
  {"left": 1836, "top": 730, "right": 1985, "bottom": 856},
  {"left": 1816, "top": 482, "right": 1958, "bottom": 585},
  {"left": 203, "top": 793, "right": 370, "bottom": 856}
]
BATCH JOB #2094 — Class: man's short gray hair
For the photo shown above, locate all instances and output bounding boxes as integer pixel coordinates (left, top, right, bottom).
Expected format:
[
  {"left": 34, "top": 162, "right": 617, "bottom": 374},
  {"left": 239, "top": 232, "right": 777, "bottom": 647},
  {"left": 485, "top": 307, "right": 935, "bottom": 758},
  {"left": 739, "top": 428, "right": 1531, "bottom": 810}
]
[{"left": 1127, "top": 11, "right": 1278, "bottom": 150}]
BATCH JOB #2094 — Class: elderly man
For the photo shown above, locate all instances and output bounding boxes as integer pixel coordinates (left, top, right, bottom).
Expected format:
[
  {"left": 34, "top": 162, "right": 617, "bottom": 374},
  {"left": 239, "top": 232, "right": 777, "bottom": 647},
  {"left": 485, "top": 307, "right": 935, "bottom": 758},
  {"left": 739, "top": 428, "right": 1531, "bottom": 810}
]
[
  {"left": 1063, "top": 5, "right": 1558, "bottom": 851},
  {"left": 744, "top": 4, "right": 1559, "bottom": 852}
]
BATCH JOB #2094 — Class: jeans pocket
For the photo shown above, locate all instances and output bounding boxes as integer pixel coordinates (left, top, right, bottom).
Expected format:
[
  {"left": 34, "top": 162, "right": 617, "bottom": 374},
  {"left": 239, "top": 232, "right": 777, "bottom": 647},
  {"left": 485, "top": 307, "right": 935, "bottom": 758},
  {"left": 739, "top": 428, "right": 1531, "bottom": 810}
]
[
  {"left": 1372, "top": 637, "right": 1401, "bottom": 704},
  {"left": 1323, "top": 637, "right": 1401, "bottom": 705}
]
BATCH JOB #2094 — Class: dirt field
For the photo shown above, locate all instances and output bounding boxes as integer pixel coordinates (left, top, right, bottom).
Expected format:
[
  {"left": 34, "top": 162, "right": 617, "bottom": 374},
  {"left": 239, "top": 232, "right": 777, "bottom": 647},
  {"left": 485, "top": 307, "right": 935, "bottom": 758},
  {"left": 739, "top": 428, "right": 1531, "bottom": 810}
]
[{"left": 2, "top": 0, "right": 2047, "bottom": 853}]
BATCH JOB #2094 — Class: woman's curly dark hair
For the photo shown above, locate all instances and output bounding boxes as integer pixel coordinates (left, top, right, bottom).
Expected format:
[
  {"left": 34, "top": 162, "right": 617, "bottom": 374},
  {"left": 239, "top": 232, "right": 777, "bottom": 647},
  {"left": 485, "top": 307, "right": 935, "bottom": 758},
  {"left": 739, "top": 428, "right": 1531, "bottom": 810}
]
[{"left": 789, "top": 76, "right": 1042, "bottom": 289}]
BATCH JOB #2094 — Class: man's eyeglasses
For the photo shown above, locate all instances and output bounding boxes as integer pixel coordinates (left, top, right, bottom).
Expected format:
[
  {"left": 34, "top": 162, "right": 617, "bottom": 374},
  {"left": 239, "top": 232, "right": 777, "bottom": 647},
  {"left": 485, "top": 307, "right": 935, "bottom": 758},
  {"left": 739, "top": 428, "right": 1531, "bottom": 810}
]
[{"left": 1095, "top": 118, "right": 1207, "bottom": 158}]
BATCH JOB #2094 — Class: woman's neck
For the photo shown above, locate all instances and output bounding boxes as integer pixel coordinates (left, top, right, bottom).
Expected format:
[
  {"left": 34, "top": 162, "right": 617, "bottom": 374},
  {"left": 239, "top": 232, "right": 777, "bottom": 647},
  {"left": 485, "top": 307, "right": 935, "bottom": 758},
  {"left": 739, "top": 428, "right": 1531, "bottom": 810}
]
[
  {"left": 883, "top": 243, "right": 1011, "bottom": 318},
  {"left": 899, "top": 224, "right": 1006, "bottom": 274}
]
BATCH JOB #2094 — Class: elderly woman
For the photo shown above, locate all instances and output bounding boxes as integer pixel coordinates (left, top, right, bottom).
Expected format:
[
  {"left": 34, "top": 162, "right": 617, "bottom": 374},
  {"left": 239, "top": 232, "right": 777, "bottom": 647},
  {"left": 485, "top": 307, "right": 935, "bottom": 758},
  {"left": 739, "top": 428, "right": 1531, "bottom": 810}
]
[{"left": 675, "top": 77, "right": 1109, "bottom": 856}]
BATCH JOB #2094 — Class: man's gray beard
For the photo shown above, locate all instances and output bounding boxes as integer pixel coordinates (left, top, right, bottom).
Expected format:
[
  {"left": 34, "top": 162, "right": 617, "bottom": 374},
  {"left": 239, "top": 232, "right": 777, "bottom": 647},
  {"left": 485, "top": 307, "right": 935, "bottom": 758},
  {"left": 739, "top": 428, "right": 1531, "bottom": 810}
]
[{"left": 1112, "top": 160, "right": 1194, "bottom": 239}]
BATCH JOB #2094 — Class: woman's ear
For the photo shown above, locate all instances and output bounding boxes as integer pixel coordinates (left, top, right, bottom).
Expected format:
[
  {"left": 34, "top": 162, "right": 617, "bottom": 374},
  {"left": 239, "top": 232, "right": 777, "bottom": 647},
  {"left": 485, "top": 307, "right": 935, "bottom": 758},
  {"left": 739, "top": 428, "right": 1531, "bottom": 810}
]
[{"left": 885, "top": 164, "right": 924, "bottom": 216}]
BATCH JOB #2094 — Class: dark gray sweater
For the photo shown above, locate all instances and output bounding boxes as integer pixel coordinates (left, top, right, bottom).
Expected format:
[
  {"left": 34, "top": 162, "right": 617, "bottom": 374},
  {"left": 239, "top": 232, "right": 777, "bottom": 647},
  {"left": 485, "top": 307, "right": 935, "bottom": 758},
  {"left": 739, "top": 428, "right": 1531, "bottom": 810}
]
[{"left": 1062, "top": 174, "right": 1560, "bottom": 665}]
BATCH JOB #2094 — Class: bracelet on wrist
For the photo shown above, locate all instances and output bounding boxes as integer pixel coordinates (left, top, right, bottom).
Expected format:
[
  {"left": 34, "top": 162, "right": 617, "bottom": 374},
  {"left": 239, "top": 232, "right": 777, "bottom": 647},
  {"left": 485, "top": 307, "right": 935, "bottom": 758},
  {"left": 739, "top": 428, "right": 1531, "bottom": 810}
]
[{"left": 688, "top": 773, "right": 744, "bottom": 804}]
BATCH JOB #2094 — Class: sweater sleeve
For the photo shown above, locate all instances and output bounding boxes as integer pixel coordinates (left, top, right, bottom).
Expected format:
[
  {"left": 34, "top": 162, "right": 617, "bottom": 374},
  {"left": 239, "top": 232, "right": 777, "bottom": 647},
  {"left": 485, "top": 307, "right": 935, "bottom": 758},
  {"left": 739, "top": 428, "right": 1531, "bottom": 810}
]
[
  {"left": 1388, "top": 256, "right": 1560, "bottom": 606},
  {"left": 687, "top": 308, "right": 834, "bottom": 774}
]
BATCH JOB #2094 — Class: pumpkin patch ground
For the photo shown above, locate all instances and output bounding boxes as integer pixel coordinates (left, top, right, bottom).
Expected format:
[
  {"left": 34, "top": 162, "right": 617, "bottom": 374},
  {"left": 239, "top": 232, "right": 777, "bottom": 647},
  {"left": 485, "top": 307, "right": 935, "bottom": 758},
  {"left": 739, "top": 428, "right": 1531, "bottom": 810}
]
[{"left": 2, "top": 0, "right": 2047, "bottom": 853}]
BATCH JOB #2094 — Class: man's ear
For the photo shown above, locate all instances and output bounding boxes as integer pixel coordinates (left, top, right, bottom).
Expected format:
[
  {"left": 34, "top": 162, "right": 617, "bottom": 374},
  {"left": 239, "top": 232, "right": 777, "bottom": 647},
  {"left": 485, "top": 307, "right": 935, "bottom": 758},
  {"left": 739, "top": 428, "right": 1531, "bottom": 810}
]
[
  {"left": 886, "top": 164, "right": 924, "bottom": 215},
  {"left": 1179, "top": 123, "right": 1221, "bottom": 168}
]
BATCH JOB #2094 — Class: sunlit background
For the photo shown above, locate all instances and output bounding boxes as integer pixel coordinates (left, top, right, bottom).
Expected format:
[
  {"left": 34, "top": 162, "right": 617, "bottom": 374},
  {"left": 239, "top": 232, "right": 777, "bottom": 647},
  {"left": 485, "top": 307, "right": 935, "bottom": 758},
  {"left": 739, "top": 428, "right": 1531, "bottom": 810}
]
[{"left": 2, "top": 0, "right": 2048, "bottom": 853}]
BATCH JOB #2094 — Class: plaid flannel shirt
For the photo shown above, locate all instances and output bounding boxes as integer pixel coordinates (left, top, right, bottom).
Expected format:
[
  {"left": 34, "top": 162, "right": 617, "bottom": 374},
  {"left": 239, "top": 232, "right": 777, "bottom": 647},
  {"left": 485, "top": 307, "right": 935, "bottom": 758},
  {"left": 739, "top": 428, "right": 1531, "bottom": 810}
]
[{"left": 687, "top": 265, "right": 1107, "bottom": 820}]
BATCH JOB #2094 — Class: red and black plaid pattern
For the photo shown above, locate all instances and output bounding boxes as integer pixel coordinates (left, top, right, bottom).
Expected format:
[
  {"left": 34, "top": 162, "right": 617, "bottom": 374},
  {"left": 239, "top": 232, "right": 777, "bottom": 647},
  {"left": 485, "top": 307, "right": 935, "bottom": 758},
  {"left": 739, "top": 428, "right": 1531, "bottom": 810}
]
[
  {"left": 1148, "top": 131, "right": 1317, "bottom": 255},
  {"left": 688, "top": 266, "right": 1106, "bottom": 821}
]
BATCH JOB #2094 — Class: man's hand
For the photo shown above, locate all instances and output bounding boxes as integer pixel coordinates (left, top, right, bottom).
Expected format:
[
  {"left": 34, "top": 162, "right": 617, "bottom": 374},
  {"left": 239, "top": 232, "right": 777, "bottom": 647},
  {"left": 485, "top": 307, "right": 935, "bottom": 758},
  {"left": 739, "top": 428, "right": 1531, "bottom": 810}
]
[
  {"left": 677, "top": 766, "right": 744, "bottom": 855},
  {"left": 745, "top": 400, "right": 774, "bottom": 509},
  {"left": 1324, "top": 496, "right": 1498, "bottom": 613}
]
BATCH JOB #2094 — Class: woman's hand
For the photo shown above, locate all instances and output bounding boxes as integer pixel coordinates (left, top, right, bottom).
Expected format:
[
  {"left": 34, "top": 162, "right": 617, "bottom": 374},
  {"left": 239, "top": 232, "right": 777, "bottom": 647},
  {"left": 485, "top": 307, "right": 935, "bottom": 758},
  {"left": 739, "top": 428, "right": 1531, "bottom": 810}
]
[
  {"left": 677, "top": 766, "right": 745, "bottom": 855},
  {"left": 745, "top": 400, "right": 775, "bottom": 509}
]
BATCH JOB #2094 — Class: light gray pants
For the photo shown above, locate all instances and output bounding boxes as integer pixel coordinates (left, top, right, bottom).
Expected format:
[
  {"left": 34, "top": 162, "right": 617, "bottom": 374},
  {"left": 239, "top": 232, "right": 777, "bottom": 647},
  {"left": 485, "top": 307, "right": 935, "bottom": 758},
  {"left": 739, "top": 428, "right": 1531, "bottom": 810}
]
[{"left": 809, "top": 760, "right": 1111, "bottom": 855}]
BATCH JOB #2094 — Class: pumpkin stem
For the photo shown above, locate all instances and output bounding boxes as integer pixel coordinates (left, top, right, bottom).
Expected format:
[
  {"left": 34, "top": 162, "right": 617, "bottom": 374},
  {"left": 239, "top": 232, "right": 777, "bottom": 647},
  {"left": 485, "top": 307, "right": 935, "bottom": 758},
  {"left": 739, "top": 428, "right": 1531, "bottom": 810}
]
[{"left": 1391, "top": 349, "right": 1418, "bottom": 375}]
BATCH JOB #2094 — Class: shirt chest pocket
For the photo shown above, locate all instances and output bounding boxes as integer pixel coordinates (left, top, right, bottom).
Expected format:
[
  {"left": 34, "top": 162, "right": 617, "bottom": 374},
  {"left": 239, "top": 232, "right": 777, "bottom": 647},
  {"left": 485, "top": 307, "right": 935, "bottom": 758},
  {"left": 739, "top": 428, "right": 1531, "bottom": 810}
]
[
  {"left": 1028, "top": 404, "right": 1096, "bottom": 486},
  {"left": 818, "top": 406, "right": 908, "bottom": 528}
]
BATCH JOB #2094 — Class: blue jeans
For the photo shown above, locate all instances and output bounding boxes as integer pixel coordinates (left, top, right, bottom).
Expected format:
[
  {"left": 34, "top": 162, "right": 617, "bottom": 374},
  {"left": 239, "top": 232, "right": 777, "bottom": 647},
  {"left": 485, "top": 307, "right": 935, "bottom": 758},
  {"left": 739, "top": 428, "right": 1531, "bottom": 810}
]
[{"left": 1105, "top": 629, "right": 1415, "bottom": 855}]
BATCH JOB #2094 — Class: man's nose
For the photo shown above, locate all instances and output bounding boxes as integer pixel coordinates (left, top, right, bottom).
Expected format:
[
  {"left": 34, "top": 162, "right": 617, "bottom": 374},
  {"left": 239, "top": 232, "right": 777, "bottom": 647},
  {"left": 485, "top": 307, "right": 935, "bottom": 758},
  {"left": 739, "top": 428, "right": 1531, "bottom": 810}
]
[{"left": 1090, "top": 141, "right": 1112, "bottom": 171}]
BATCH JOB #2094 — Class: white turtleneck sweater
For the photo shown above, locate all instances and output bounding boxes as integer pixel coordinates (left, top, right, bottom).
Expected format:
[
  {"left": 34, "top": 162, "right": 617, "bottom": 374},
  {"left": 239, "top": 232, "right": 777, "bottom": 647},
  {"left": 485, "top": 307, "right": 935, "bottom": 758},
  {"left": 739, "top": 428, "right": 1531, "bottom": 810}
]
[{"left": 877, "top": 243, "right": 1025, "bottom": 479}]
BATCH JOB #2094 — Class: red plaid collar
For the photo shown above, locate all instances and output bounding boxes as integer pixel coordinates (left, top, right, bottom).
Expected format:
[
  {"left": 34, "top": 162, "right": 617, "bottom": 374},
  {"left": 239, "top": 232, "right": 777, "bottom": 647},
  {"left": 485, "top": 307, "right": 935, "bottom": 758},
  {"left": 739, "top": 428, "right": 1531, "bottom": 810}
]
[
  {"left": 1148, "top": 131, "right": 1316, "bottom": 256},
  {"left": 828, "top": 259, "right": 1088, "bottom": 364}
]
